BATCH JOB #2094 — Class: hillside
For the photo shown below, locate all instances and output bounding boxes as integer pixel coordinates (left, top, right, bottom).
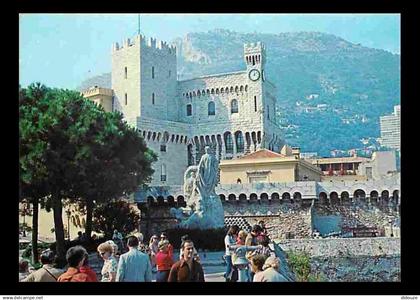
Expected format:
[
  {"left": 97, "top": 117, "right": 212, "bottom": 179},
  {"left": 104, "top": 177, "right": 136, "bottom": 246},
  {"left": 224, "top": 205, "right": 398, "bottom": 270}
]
[{"left": 78, "top": 30, "right": 400, "bottom": 157}]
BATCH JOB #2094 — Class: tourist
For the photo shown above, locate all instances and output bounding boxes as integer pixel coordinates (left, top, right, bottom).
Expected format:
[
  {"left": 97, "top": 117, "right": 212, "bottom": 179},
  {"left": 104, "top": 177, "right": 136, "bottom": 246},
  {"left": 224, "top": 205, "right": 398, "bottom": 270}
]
[
  {"left": 149, "top": 234, "right": 159, "bottom": 271},
  {"left": 160, "top": 232, "right": 174, "bottom": 257},
  {"left": 236, "top": 230, "right": 247, "bottom": 245},
  {"left": 112, "top": 229, "right": 124, "bottom": 254},
  {"left": 19, "top": 259, "right": 31, "bottom": 282},
  {"left": 79, "top": 253, "right": 98, "bottom": 282},
  {"left": 250, "top": 254, "right": 267, "bottom": 282},
  {"left": 137, "top": 233, "right": 150, "bottom": 254},
  {"left": 259, "top": 256, "right": 289, "bottom": 282},
  {"left": 22, "top": 250, "right": 64, "bottom": 282},
  {"left": 57, "top": 245, "right": 93, "bottom": 282},
  {"left": 245, "top": 225, "right": 263, "bottom": 281},
  {"left": 179, "top": 234, "right": 200, "bottom": 262},
  {"left": 97, "top": 242, "right": 118, "bottom": 282},
  {"left": 168, "top": 240, "right": 205, "bottom": 282},
  {"left": 224, "top": 225, "right": 239, "bottom": 282},
  {"left": 252, "top": 235, "right": 272, "bottom": 258},
  {"left": 106, "top": 240, "right": 120, "bottom": 261},
  {"left": 116, "top": 236, "right": 152, "bottom": 282},
  {"left": 155, "top": 239, "right": 174, "bottom": 282}
]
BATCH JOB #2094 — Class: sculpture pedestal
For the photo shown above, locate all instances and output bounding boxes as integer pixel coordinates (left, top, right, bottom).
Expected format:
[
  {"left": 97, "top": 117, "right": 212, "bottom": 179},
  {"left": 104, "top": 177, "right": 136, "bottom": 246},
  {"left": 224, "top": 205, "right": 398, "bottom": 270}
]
[{"left": 171, "top": 194, "right": 224, "bottom": 230}]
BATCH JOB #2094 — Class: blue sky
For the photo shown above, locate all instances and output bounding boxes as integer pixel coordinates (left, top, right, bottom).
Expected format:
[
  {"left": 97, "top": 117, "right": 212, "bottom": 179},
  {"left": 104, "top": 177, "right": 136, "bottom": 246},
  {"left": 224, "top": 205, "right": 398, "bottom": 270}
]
[{"left": 19, "top": 13, "right": 400, "bottom": 90}]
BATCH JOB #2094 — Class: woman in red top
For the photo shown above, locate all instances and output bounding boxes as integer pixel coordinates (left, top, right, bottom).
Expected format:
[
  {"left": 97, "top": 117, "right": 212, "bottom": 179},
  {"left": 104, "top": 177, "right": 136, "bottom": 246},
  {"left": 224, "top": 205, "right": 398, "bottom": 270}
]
[
  {"left": 155, "top": 240, "right": 174, "bottom": 282},
  {"left": 79, "top": 253, "right": 98, "bottom": 282}
]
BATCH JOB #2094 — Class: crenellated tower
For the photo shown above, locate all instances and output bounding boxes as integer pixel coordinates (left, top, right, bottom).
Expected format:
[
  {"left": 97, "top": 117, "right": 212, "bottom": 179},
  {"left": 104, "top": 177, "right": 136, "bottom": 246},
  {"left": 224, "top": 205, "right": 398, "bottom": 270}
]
[{"left": 111, "top": 35, "right": 178, "bottom": 127}]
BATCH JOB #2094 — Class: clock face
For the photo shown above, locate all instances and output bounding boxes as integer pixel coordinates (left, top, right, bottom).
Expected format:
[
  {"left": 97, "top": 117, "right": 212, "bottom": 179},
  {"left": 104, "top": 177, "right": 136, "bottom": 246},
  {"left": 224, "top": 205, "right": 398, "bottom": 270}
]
[{"left": 249, "top": 69, "right": 260, "bottom": 81}]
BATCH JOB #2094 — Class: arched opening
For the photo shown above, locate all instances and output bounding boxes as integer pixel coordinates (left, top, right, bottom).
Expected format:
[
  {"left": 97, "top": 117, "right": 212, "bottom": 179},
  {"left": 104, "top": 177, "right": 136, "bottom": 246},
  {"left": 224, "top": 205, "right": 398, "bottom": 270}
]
[
  {"left": 282, "top": 192, "right": 291, "bottom": 201},
  {"left": 293, "top": 192, "right": 302, "bottom": 201},
  {"left": 271, "top": 193, "right": 280, "bottom": 201},
  {"left": 177, "top": 195, "right": 185, "bottom": 207},
  {"left": 157, "top": 196, "right": 165, "bottom": 205},
  {"left": 370, "top": 190, "right": 379, "bottom": 205},
  {"left": 224, "top": 132, "right": 233, "bottom": 154},
  {"left": 239, "top": 194, "right": 247, "bottom": 202},
  {"left": 228, "top": 194, "right": 236, "bottom": 202},
  {"left": 319, "top": 192, "right": 328, "bottom": 204},
  {"left": 231, "top": 99, "right": 238, "bottom": 114},
  {"left": 167, "top": 196, "right": 175, "bottom": 206},
  {"left": 219, "top": 194, "right": 226, "bottom": 202},
  {"left": 354, "top": 189, "right": 366, "bottom": 201},
  {"left": 261, "top": 193, "right": 269, "bottom": 201},
  {"left": 146, "top": 196, "right": 155, "bottom": 205},
  {"left": 341, "top": 191, "right": 350, "bottom": 203},
  {"left": 381, "top": 190, "right": 390, "bottom": 202},
  {"left": 235, "top": 131, "right": 244, "bottom": 153},
  {"left": 250, "top": 193, "right": 258, "bottom": 202},
  {"left": 392, "top": 190, "right": 399, "bottom": 203},
  {"left": 330, "top": 192, "right": 339, "bottom": 205},
  {"left": 187, "top": 144, "right": 194, "bottom": 166}
]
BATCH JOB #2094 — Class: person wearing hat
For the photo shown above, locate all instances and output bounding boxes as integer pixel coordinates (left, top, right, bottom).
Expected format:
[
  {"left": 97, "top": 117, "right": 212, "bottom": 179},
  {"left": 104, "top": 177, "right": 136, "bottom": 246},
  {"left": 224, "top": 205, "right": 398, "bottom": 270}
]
[
  {"left": 23, "top": 249, "right": 64, "bottom": 282},
  {"left": 155, "top": 239, "right": 174, "bottom": 282}
]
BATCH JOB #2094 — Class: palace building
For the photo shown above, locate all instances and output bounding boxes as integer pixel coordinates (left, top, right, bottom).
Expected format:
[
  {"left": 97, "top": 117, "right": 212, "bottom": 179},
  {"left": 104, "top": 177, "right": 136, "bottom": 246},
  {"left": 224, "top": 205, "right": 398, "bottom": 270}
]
[{"left": 83, "top": 34, "right": 284, "bottom": 185}]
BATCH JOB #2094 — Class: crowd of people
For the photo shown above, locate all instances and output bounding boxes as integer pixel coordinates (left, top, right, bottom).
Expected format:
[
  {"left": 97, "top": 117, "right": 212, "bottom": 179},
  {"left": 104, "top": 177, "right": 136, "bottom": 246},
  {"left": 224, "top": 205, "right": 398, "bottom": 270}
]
[
  {"left": 223, "top": 221, "right": 288, "bottom": 282},
  {"left": 20, "top": 222, "right": 289, "bottom": 283}
]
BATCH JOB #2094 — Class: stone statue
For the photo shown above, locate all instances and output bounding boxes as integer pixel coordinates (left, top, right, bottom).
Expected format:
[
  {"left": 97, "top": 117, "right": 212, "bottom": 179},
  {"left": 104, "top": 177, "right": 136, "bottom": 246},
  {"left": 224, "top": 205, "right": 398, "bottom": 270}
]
[{"left": 170, "top": 146, "right": 224, "bottom": 229}]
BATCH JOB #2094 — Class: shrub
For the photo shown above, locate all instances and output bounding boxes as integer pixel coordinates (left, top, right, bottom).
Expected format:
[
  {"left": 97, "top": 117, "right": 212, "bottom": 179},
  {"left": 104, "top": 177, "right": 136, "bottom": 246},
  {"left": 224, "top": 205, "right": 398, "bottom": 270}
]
[{"left": 287, "top": 251, "right": 311, "bottom": 282}]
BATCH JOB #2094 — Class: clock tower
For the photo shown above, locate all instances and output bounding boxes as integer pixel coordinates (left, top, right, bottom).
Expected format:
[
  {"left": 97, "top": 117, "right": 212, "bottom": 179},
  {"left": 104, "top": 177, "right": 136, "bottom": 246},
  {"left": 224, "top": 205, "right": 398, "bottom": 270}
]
[{"left": 244, "top": 42, "right": 266, "bottom": 82}]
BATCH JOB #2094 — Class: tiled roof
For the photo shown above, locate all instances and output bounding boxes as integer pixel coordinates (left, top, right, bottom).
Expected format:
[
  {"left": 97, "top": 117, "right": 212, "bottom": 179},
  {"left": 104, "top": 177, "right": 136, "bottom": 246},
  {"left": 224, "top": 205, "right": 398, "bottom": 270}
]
[{"left": 238, "top": 149, "right": 287, "bottom": 160}]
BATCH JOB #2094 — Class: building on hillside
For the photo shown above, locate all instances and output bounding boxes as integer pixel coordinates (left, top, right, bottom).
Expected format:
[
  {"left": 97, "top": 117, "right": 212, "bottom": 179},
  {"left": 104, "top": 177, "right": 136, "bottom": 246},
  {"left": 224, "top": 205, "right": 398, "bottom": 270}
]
[
  {"left": 357, "top": 150, "right": 397, "bottom": 180},
  {"left": 308, "top": 155, "right": 370, "bottom": 181},
  {"left": 219, "top": 145, "right": 322, "bottom": 184},
  {"left": 307, "top": 151, "right": 398, "bottom": 182},
  {"left": 380, "top": 105, "right": 400, "bottom": 150},
  {"left": 83, "top": 34, "right": 284, "bottom": 186}
]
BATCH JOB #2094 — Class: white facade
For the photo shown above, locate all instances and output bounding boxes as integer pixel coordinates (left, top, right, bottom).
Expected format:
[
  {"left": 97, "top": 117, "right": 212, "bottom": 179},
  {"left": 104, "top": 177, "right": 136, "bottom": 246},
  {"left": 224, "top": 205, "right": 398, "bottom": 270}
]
[
  {"left": 380, "top": 105, "right": 400, "bottom": 150},
  {"left": 111, "top": 35, "right": 284, "bottom": 185}
]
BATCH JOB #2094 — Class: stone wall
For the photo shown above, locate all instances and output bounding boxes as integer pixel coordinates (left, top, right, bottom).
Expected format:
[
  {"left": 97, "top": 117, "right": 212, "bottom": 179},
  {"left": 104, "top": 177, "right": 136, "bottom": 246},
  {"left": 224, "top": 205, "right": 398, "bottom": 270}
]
[{"left": 277, "top": 237, "right": 400, "bottom": 282}]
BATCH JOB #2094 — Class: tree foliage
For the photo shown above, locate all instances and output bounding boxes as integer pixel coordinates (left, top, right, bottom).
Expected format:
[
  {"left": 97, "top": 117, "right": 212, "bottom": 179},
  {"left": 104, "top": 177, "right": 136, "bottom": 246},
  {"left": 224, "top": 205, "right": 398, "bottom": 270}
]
[
  {"left": 92, "top": 200, "right": 140, "bottom": 239},
  {"left": 19, "top": 82, "right": 156, "bottom": 263}
]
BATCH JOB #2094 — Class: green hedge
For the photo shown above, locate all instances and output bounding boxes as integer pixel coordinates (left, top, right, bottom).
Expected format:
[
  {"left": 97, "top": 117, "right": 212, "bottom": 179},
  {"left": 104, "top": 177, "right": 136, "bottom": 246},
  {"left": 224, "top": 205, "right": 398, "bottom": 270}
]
[{"left": 163, "top": 228, "right": 226, "bottom": 251}]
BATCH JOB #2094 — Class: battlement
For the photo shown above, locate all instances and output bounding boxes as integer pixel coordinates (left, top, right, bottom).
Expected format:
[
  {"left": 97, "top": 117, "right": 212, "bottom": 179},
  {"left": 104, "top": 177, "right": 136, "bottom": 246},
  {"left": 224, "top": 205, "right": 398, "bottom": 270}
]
[
  {"left": 244, "top": 41, "right": 265, "bottom": 54},
  {"left": 112, "top": 34, "right": 176, "bottom": 55}
]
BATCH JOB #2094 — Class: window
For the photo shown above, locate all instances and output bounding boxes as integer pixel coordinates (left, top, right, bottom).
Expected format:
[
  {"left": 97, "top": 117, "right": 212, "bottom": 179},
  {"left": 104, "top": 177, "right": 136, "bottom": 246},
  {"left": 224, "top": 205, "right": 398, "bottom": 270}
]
[
  {"left": 125, "top": 93, "right": 128, "bottom": 105},
  {"left": 152, "top": 66, "right": 155, "bottom": 79},
  {"left": 186, "top": 104, "right": 192, "bottom": 116},
  {"left": 152, "top": 93, "right": 155, "bottom": 105},
  {"left": 267, "top": 105, "right": 270, "bottom": 120},
  {"left": 235, "top": 132, "right": 244, "bottom": 153},
  {"left": 225, "top": 133, "right": 233, "bottom": 154},
  {"left": 124, "top": 67, "right": 127, "bottom": 79},
  {"left": 254, "top": 96, "right": 257, "bottom": 112},
  {"left": 168, "top": 70, "right": 171, "bottom": 78},
  {"left": 161, "top": 164, "right": 166, "bottom": 182},
  {"left": 208, "top": 101, "right": 215, "bottom": 116},
  {"left": 160, "top": 145, "right": 166, "bottom": 152},
  {"left": 231, "top": 99, "right": 238, "bottom": 114}
]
